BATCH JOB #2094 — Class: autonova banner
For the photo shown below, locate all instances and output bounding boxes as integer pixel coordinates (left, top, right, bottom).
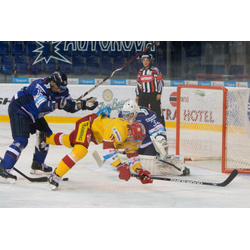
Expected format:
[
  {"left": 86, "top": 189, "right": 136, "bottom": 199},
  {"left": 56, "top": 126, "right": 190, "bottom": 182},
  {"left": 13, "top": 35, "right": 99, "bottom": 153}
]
[{"left": 31, "top": 41, "right": 157, "bottom": 66}]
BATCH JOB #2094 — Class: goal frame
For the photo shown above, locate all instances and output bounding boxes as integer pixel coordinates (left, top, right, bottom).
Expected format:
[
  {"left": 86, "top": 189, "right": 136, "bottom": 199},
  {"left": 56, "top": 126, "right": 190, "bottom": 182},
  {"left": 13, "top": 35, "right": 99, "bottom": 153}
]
[{"left": 176, "top": 84, "right": 250, "bottom": 174}]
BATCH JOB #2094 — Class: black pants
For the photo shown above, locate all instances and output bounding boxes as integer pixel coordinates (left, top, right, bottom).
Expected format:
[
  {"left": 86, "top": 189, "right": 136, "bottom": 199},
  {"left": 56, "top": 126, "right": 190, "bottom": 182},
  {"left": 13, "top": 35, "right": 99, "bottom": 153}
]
[
  {"left": 138, "top": 92, "right": 165, "bottom": 126},
  {"left": 138, "top": 143, "right": 157, "bottom": 156},
  {"left": 8, "top": 103, "right": 52, "bottom": 139}
]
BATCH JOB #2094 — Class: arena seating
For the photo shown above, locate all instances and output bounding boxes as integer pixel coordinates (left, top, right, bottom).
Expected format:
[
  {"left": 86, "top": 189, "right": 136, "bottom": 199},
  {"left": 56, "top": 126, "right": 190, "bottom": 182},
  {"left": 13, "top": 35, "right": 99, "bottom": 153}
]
[
  {"left": 100, "top": 56, "right": 113, "bottom": 75},
  {"left": 72, "top": 55, "right": 85, "bottom": 75},
  {"left": 86, "top": 56, "right": 99, "bottom": 75},
  {"left": 29, "top": 56, "right": 42, "bottom": 75},
  {"left": 0, "top": 41, "right": 166, "bottom": 78},
  {"left": 11, "top": 41, "right": 24, "bottom": 55},
  {"left": 14, "top": 55, "right": 28, "bottom": 74},
  {"left": 1, "top": 55, "right": 13, "bottom": 75}
]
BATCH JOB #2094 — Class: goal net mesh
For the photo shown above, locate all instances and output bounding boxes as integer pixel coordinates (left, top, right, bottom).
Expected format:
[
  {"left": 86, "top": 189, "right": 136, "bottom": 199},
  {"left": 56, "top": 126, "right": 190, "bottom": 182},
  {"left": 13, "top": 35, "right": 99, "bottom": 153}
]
[{"left": 177, "top": 86, "right": 250, "bottom": 173}]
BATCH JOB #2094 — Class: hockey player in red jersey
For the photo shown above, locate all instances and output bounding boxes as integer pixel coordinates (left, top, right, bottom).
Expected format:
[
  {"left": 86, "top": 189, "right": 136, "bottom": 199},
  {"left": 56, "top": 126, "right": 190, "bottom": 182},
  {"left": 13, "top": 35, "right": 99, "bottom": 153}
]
[{"left": 37, "top": 112, "right": 153, "bottom": 190}]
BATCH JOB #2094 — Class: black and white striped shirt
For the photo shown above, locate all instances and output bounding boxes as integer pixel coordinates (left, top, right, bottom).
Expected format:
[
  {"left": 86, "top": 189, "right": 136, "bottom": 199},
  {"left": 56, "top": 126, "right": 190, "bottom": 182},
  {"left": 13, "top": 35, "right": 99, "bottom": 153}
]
[{"left": 135, "top": 66, "right": 164, "bottom": 96}]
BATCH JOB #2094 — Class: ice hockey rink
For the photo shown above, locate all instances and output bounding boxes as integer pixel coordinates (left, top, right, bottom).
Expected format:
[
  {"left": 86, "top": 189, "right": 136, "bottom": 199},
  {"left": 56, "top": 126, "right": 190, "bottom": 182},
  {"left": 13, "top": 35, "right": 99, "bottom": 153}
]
[{"left": 1, "top": 121, "right": 250, "bottom": 208}]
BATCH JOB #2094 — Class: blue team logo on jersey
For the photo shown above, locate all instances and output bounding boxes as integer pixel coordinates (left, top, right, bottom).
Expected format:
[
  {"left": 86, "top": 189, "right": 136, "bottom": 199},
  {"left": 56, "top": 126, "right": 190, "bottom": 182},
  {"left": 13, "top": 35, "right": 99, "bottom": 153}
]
[{"left": 32, "top": 41, "right": 72, "bottom": 65}]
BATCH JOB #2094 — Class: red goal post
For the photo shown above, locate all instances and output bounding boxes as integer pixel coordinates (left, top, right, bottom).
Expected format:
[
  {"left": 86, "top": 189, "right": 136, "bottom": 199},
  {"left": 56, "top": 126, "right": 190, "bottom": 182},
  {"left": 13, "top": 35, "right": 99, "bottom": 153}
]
[{"left": 176, "top": 84, "right": 250, "bottom": 173}]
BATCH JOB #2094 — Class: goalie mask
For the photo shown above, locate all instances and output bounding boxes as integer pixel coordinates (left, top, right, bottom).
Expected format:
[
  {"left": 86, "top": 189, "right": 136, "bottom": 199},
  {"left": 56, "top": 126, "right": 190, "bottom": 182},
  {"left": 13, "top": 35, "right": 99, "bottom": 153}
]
[
  {"left": 122, "top": 100, "right": 140, "bottom": 123},
  {"left": 128, "top": 122, "right": 146, "bottom": 142}
]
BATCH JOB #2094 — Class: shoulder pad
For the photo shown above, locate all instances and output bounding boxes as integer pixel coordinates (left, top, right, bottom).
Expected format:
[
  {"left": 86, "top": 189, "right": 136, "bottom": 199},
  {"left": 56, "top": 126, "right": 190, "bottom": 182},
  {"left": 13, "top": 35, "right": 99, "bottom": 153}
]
[{"left": 138, "top": 108, "right": 149, "bottom": 116}]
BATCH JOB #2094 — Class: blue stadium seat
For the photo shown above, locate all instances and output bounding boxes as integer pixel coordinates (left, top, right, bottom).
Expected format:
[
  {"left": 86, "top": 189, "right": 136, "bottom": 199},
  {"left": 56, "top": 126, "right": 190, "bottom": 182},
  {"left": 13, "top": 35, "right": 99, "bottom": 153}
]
[
  {"left": 11, "top": 41, "right": 24, "bottom": 55},
  {"left": 14, "top": 55, "right": 28, "bottom": 74},
  {"left": 229, "top": 65, "right": 244, "bottom": 75},
  {"left": 108, "top": 48, "right": 121, "bottom": 57},
  {"left": 113, "top": 56, "right": 125, "bottom": 68},
  {"left": 157, "top": 57, "right": 167, "bottom": 75},
  {"left": 213, "top": 65, "right": 225, "bottom": 75},
  {"left": 128, "top": 59, "right": 141, "bottom": 76},
  {"left": 1, "top": 55, "right": 13, "bottom": 75},
  {"left": 113, "top": 56, "right": 128, "bottom": 76},
  {"left": 24, "top": 41, "right": 37, "bottom": 56},
  {"left": 0, "top": 42, "right": 9, "bottom": 55},
  {"left": 58, "top": 60, "right": 72, "bottom": 74},
  {"left": 86, "top": 56, "right": 99, "bottom": 75},
  {"left": 29, "top": 56, "right": 42, "bottom": 75},
  {"left": 44, "top": 59, "right": 57, "bottom": 73},
  {"left": 206, "top": 65, "right": 225, "bottom": 75},
  {"left": 121, "top": 50, "right": 130, "bottom": 58},
  {"left": 100, "top": 56, "right": 113, "bottom": 75},
  {"left": 72, "top": 55, "right": 85, "bottom": 74}
]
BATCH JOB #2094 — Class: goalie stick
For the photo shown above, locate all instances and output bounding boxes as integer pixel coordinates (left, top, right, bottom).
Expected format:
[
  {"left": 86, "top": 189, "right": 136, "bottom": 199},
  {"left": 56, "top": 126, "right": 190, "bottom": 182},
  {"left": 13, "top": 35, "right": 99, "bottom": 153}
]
[
  {"left": 13, "top": 167, "right": 69, "bottom": 183},
  {"left": 92, "top": 150, "right": 238, "bottom": 187},
  {"left": 76, "top": 41, "right": 159, "bottom": 101},
  {"left": 131, "top": 169, "right": 238, "bottom": 187}
]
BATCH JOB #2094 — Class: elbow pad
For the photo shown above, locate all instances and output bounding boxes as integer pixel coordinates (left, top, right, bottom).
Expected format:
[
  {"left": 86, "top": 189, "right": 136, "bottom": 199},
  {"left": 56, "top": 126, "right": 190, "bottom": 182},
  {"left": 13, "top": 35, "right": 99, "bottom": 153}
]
[{"left": 39, "top": 101, "right": 56, "bottom": 113}]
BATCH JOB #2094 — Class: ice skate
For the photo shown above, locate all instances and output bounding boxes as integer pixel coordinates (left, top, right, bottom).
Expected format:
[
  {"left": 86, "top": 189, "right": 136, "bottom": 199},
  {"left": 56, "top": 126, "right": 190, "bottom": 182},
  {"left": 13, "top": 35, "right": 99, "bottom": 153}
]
[
  {"left": 0, "top": 158, "right": 17, "bottom": 184},
  {"left": 30, "top": 154, "right": 53, "bottom": 174},
  {"left": 36, "top": 130, "right": 49, "bottom": 152},
  {"left": 48, "top": 171, "right": 62, "bottom": 190}
]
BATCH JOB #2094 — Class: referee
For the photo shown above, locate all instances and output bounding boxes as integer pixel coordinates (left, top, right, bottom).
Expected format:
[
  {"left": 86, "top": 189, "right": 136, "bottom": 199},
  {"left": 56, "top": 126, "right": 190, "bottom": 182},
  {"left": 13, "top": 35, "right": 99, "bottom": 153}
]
[{"left": 135, "top": 54, "right": 165, "bottom": 126}]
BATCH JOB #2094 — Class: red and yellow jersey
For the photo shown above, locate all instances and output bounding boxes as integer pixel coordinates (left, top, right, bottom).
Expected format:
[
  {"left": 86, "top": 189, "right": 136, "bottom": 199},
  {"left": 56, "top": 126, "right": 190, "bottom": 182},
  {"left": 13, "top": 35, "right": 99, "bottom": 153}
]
[{"left": 91, "top": 115, "right": 142, "bottom": 171}]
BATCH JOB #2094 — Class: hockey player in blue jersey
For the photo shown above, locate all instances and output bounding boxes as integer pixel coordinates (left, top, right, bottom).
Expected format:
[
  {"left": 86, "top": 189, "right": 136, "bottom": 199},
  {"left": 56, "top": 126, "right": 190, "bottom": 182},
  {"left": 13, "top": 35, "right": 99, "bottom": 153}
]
[
  {"left": 119, "top": 100, "right": 190, "bottom": 176},
  {"left": 0, "top": 71, "right": 98, "bottom": 182}
]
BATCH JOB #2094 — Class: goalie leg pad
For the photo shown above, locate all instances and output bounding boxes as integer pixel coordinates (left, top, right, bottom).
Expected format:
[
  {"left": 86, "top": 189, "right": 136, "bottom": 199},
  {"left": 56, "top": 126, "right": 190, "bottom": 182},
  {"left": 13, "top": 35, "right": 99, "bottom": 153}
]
[
  {"left": 150, "top": 135, "right": 168, "bottom": 160},
  {"left": 163, "top": 155, "right": 190, "bottom": 176}
]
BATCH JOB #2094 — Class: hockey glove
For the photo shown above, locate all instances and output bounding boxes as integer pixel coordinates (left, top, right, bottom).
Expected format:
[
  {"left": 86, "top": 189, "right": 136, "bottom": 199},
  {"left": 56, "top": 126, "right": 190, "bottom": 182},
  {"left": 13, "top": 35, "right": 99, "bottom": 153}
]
[
  {"left": 57, "top": 97, "right": 75, "bottom": 112},
  {"left": 136, "top": 168, "right": 153, "bottom": 184},
  {"left": 117, "top": 163, "right": 131, "bottom": 181},
  {"left": 96, "top": 107, "right": 111, "bottom": 117},
  {"left": 81, "top": 97, "right": 98, "bottom": 110}
]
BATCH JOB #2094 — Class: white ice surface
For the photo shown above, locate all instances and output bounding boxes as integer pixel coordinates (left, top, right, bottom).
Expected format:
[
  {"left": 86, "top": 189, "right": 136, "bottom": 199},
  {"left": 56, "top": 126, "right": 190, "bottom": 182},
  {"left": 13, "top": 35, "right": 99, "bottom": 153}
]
[{"left": 1, "top": 122, "right": 250, "bottom": 208}]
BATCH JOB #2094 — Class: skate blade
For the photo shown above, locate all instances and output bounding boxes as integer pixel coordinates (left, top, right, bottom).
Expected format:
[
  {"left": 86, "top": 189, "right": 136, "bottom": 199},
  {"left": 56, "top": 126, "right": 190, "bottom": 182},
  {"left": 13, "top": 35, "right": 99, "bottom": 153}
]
[
  {"left": 48, "top": 183, "right": 58, "bottom": 191},
  {"left": 0, "top": 176, "right": 16, "bottom": 184},
  {"left": 30, "top": 169, "right": 52, "bottom": 175}
]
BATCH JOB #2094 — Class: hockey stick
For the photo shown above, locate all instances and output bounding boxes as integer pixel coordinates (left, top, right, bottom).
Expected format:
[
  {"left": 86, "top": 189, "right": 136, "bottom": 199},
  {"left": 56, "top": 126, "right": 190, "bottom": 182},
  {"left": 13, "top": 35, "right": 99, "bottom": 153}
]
[
  {"left": 76, "top": 41, "right": 159, "bottom": 101},
  {"left": 13, "top": 167, "right": 69, "bottom": 183},
  {"left": 13, "top": 167, "right": 48, "bottom": 182},
  {"left": 131, "top": 169, "right": 238, "bottom": 187},
  {"left": 92, "top": 150, "right": 238, "bottom": 186},
  {"left": 92, "top": 150, "right": 104, "bottom": 167}
]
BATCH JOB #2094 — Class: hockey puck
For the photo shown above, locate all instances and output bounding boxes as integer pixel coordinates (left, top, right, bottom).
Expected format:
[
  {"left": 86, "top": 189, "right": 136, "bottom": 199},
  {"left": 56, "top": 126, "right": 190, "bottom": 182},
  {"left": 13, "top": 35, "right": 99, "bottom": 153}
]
[{"left": 62, "top": 178, "right": 69, "bottom": 181}]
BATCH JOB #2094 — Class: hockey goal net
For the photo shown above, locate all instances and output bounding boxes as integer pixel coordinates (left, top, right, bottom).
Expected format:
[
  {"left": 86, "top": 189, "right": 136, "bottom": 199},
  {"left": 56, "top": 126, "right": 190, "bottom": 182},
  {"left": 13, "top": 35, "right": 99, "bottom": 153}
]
[{"left": 176, "top": 85, "right": 250, "bottom": 173}]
